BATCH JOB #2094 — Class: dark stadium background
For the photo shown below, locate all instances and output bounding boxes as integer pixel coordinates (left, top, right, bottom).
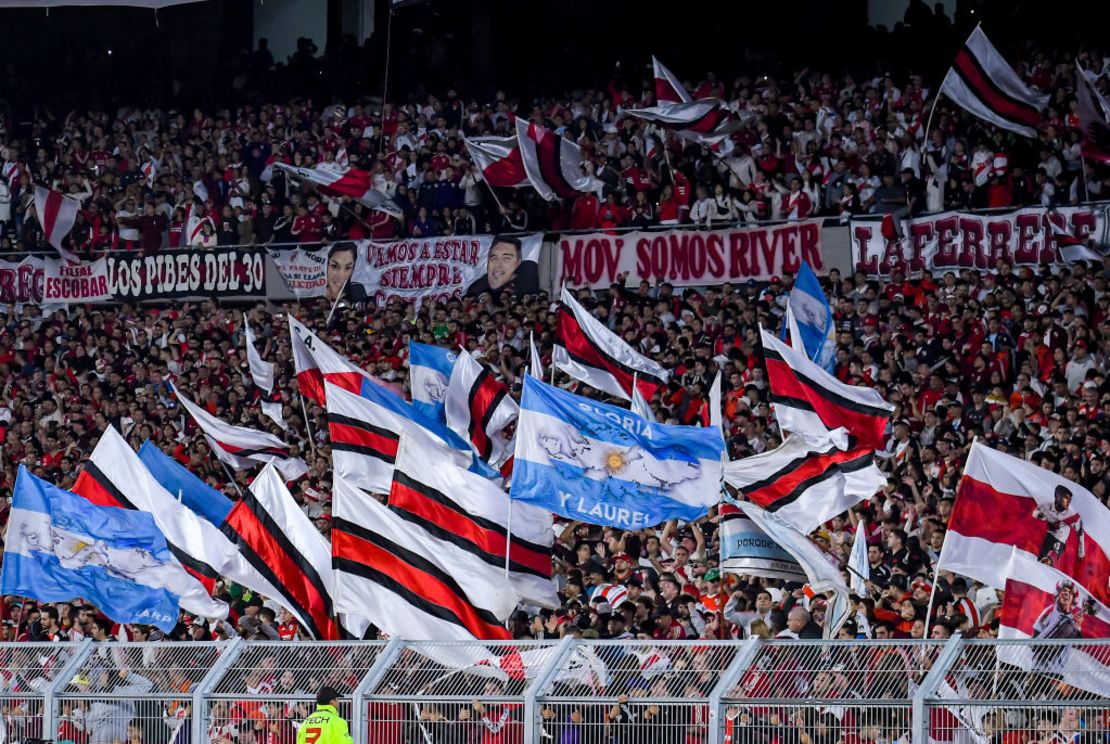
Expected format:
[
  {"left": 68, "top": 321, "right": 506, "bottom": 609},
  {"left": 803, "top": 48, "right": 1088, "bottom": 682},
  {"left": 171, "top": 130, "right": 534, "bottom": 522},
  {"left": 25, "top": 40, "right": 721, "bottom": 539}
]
[{"left": 0, "top": 0, "right": 1107, "bottom": 117}]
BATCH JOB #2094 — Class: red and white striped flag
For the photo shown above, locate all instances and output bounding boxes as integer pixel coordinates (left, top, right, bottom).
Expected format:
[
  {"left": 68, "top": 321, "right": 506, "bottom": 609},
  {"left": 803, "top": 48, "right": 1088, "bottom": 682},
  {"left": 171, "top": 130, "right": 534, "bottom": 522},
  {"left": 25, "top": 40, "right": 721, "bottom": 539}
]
[
  {"left": 938, "top": 442, "right": 1110, "bottom": 610},
  {"left": 463, "top": 136, "right": 529, "bottom": 188},
  {"left": 172, "top": 383, "right": 309, "bottom": 481},
  {"left": 331, "top": 474, "right": 515, "bottom": 641},
  {"left": 759, "top": 329, "right": 894, "bottom": 451},
  {"left": 444, "top": 348, "right": 518, "bottom": 468},
  {"left": 326, "top": 381, "right": 471, "bottom": 495},
  {"left": 227, "top": 464, "right": 369, "bottom": 640},
  {"left": 724, "top": 434, "right": 886, "bottom": 534},
  {"left": 627, "top": 56, "right": 739, "bottom": 146},
  {"left": 553, "top": 286, "right": 669, "bottom": 402},
  {"left": 141, "top": 159, "right": 159, "bottom": 189},
  {"left": 515, "top": 119, "right": 604, "bottom": 201},
  {"left": 388, "top": 434, "right": 557, "bottom": 608},
  {"left": 1075, "top": 62, "right": 1110, "bottom": 164},
  {"left": 288, "top": 316, "right": 401, "bottom": 405},
  {"left": 1049, "top": 218, "right": 1103, "bottom": 263},
  {"left": 937, "top": 25, "right": 1049, "bottom": 137},
  {"left": 275, "top": 163, "right": 402, "bottom": 218},
  {"left": 996, "top": 548, "right": 1110, "bottom": 697},
  {"left": 653, "top": 56, "right": 691, "bottom": 104},
  {"left": 33, "top": 186, "right": 80, "bottom": 262}
]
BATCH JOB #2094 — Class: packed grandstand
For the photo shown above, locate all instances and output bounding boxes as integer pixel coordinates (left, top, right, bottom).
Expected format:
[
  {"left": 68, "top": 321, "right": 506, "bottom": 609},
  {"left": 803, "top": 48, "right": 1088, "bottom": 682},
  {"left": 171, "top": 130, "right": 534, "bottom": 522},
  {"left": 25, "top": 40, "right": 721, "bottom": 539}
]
[{"left": 0, "top": 6, "right": 1109, "bottom": 743}]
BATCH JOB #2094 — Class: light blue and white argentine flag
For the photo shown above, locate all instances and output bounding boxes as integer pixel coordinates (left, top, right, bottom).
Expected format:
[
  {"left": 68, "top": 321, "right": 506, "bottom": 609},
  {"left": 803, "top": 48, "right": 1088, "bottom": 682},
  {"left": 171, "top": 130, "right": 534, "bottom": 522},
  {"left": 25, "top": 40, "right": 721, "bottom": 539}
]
[
  {"left": 1, "top": 466, "right": 206, "bottom": 632},
  {"left": 409, "top": 341, "right": 457, "bottom": 423},
  {"left": 784, "top": 260, "right": 836, "bottom": 372},
  {"left": 511, "top": 376, "right": 724, "bottom": 529}
]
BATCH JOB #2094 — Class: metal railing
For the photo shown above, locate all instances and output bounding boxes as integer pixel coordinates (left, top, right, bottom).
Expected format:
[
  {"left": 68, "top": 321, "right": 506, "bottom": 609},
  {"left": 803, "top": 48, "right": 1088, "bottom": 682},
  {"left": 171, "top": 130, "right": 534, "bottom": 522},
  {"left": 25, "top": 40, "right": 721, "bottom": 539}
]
[{"left": 2, "top": 638, "right": 1106, "bottom": 742}]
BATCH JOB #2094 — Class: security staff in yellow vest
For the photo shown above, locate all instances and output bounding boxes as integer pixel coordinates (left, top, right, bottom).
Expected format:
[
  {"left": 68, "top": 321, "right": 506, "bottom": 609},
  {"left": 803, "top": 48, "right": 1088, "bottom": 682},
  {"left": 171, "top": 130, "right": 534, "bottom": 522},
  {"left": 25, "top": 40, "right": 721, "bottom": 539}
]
[{"left": 297, "top": 686, "right": 352, "bottom": 744}]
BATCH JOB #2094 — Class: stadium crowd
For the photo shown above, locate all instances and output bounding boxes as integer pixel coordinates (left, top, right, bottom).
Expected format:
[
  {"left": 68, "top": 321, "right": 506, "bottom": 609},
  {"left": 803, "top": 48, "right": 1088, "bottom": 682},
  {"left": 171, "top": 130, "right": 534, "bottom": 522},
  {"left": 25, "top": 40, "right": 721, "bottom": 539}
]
[{"left": 0, "top": 23, "right": 1108, "bottom": 744}]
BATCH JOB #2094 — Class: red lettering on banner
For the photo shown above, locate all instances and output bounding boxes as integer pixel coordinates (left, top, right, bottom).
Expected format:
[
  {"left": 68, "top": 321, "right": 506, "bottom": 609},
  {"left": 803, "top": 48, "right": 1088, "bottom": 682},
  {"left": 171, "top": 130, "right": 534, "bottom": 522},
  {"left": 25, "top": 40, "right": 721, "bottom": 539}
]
[
  {"left": 986, "top": 221, "right": 1013, "bottom": 267},
  {"left": 779, "top": 226, "right": 799, "bottom": 275},
  {"left": 20, "top": 264, "right": 41, "bottom": 303},
  {"left": 853, "top": 226, "right": 877, "bottom": 274},
  {"left": 729, "top": 232, "right": 751, "bottom": 277},
  {"left": 758, "top": 230, "right": 777, "bottom": 277},
  {"left": 1041, "top": 214, "right": 1062, "bottom": 264},
  {"left": 957, "top": 217, "right": 986, "bottom": 269},
  {"left": 1072, "top": 211, "right": 1096, "bottom": 241},
  {"left": 1014, "top": 214, "right": 1040, "bottom": 263},
  {"left": 879, "top": 237, "right": 905, "bottom": 276},
  {"left": 706, "top": 234, "right": 725, "bottom": 277},
  {"left": 669, "top": 234, "right": 690, "bottom": 280},
  {"left": 688, "top": 234, "right": 707, "bottom": 277},
  {"left": 561, "top": 239, "right": 584, "bottom": 284},
  {"left": 908, "top": 222, "right": 934, "bottom": 273},
  {"left": 799, "top": 223, "right": 822, "bottom": 270},
  {"left": 934, "top": 216, "right": 959, "bottom": 267}
]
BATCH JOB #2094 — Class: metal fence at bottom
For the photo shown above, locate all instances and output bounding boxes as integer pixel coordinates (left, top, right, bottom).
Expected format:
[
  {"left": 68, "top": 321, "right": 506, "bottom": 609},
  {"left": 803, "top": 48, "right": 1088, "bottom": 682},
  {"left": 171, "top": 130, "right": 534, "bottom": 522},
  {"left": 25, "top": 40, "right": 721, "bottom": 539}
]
[{"left": 0, "top": 638, "right": 1104, "bottom": 743}]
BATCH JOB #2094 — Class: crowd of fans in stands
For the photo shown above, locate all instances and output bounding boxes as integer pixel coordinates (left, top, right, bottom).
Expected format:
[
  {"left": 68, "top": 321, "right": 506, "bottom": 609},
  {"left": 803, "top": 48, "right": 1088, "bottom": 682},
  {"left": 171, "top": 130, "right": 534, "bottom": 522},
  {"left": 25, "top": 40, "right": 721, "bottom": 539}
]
[{"left": 0, "top": 25, "right": 1108, "bottom": 744}]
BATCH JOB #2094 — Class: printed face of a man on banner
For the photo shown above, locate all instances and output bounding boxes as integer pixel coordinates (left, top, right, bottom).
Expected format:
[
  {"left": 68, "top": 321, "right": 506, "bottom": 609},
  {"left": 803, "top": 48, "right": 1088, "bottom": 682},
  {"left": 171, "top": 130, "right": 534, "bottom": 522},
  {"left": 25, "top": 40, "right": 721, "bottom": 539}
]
[{"left": 486, "top": 238, "right": 522, "bottom": 290}]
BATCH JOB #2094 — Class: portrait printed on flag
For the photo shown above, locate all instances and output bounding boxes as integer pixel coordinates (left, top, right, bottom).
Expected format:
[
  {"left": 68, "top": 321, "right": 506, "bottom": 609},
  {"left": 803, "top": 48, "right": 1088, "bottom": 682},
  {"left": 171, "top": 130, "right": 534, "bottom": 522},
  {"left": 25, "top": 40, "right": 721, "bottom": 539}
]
[{"left": 465, "top": 235, "right": 540, "bottom": 298}]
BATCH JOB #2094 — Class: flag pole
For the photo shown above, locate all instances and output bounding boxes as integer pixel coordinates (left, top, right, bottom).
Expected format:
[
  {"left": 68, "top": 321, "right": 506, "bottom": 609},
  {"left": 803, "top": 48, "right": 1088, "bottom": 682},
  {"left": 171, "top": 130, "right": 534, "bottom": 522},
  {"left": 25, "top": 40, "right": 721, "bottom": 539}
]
[
  {"left": 217, "top": 459, "right": 245, "bottom": 498},
  {"left": 504, "top": 499, "right": 513, "bottom": 581},
  {"left": 631, "top": 372, "right": 638, "bottom": 411},
  {"left": 326, "top": 276, "right": 350, "bottom": 326},
  {"left": 484, "top": 180, "right": 509, "bottom": 216},
  {"left": 921, "top": 74, "right": 948, "bottom": 159},
  {"left": 299, "top": 393, "right": 318, "bottom": 457}
]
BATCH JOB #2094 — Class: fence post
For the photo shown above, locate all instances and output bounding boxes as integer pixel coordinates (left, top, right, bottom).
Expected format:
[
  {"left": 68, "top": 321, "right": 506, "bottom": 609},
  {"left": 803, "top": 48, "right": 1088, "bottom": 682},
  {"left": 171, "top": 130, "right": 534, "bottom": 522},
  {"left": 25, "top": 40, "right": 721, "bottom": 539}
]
[
  {"left": 190, "top": 638, "right": 246, "bottom": 742},
  {"left": 707, "top": 637, "right": 762, "bottom": 744},
  {"left": 913, "top": 635, "right": 965, "bottom": 743},
  {"left": 523, "top": 636, "right": 577, "bottom": 744},
  {"left": 350, "top": 638, "right": 405, "bottom": 744},
  {"left": 42, "top": 639, "right": 93, "bottom": 738}
]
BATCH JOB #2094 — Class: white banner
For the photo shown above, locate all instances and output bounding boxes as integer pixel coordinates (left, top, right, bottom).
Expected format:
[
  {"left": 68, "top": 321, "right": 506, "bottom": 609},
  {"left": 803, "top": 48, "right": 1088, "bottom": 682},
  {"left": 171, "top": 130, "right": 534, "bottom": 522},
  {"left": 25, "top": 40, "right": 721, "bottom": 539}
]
[
  {"left": 269, "top": 246, "right": 330, "bottom": 299},
  {"left": 44, "top": 257, "right": 112, "bottom": 302},
  {"left": 556, "top": 221, "right": 825, "bottom": 289},
  {"left": 353, "top": 233, "right": 543, "bottom": 306},
  {"left": 850, "top": 205, "right": 1109, "bottom": 278},
  {"left": 0, "top": 257, "right": 44, "bottom": 304}
]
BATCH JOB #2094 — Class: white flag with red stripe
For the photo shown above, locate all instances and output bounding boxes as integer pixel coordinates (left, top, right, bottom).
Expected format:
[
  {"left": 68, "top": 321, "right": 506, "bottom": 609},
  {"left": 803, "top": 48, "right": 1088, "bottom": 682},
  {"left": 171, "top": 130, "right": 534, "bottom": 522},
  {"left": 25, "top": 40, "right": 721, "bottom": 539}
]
[
  {"left": 33, "top": 186, "right": 80, "bottom": 263},
  {"left": 464, "top": 136, "right": 529, "bottom": 188},
  {"left": 243, "top": 316, "right": 274, "bottom": 394},
  {"left": 172, "top": 383, "right": 309, "bottom": 481},
  {"left": 938, "top": 442, "right": 1110, "bottom": 611},
  {"left": 1076, "top": 62, "right": 1110, "bottom": 164},
  {"left": 275, "top": 163, "right": 402, "bottom": 218},
  {"left": 326, "top": 381, "right": 472, "bottom": 496},
  {"left": 445, "top": 348, "right": 518, "bottom": 468},
  {"left": 760, "top": 329, "right": 894, "bottom": 451},
  {"left": 331, "top": 474, "right": 515, "bottom": 640},
  {"left": 388, "top": 434, "right": 557, "bottom": 608},
  {"left": 515, "top": 119, "right": 604, "bottom": 201},
  {"left": 724, "top": 434, "right": 885, "bottom": 535},
  {"left": 553, "top": 286, "right": 669, "bottom": 401},
  {"left": 288, "top": 316, "right": 401, "bottom": 405},
  {"left": 996, "top": 548, "right": 1110, "bottom": 697},
  {"left": 653, "top": 56, "right": 691, "bottom": 104},
  {"left": 937, "top": 25, "right": 1049, "bottom": 137}
]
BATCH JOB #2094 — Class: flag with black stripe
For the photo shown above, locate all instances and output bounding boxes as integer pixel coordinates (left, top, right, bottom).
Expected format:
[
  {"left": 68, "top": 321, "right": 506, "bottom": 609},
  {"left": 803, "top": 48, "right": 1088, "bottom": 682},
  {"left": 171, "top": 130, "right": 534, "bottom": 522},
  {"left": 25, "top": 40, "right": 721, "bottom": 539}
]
[
  {"left": 326, "top": 381, "right": 473, "bottom": 494},
  {"left": 172, "top": 382, "right": 309, "bottom": 481},
  {"left": 553, "top": 286, "right": 670, "bottom": 402},
  {"left": 515, "top": 118, "right": 604, "bottom": 202},
  {"left": 331, "top": 475, "right": 515, "bottom": 641},
  {"left": 759, "top": 329, "right": 894, "bottom": 452},
  {"left": 938, "top": 25, "right": 1049, "bottom": 137},
  {"left": 388, "top": 435, "right": 558, "bottom": 608},
  {"left": 221, "top": 465, "right": 370, "bottom": 640},
  {"left": 724, "top": 435, "right": 886, "bottom": 534},
  {"left": 444, "top": 348, "right": 518, "bottom": 469}
]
